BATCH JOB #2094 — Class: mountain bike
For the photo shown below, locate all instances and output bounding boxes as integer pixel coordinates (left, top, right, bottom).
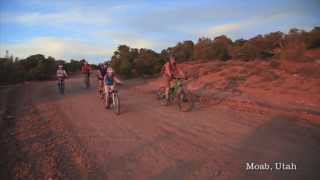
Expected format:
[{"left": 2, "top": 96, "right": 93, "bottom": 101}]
[
  {"left": 157, "top": 77, "right": 194, "bottom": 112},
  {"left": 58, "top": 78, "right": 65, "bottom": 94},
  {"left": 105, "top": 86, "right": 120, "bottom": 115}
]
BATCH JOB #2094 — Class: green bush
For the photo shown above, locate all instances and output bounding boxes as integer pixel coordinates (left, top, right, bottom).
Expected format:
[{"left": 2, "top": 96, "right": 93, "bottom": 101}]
[
  {"left": 0, "top": 54, "right": 83, "bottom": 85},
  {"left": 306, "top": 27, "right": 320, "bottom": 49},
  {"left": 110, "top": 45, "right": 165, "bottom": 78}
]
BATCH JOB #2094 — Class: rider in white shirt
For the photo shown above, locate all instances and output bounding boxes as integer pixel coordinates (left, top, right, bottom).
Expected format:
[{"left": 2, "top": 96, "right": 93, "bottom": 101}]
[{"left": 56, "top": 64, "right": 68, "bottom": 80}]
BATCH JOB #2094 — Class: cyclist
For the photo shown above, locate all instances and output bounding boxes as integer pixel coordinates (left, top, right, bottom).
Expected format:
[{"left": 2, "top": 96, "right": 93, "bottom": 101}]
[
  {"left": 162, "top": 55, "right": 185, "bottom": 102},
  {"left": 104, "top": 66, "right": 122, "bottom": 108},
  {"left": 56, "top": 64, "right": 68, "bottom": 93},
  {"left": 96, "top": 62, "right": 107, "bottom": 98},
  {"left": 56, "top": 64, "right": 68, "bottom": 81},
  {"left": 81, "top": 61, "right": 92, "bottom": 87}
]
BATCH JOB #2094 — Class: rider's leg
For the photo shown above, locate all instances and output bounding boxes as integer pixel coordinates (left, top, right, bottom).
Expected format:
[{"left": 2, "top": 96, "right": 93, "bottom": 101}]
[
  {"left": 98, "top": 79, "right": 102, "bottom": 92},
  {"left": 165, "top": 78, "right": 170, "bottom": 101},
  {"left": 58, "top": 78, "right": 63, "bottom": 88},
  {"left": 109, "top": 85, "right": 115, "bottom": 102},
  {"left": 97, "top": 79, "right": 100, "bottom": 92},
  {"left": 100, "top": 80, "right": 104, "bottom": 97},
  {"left": 104, "top": 85, "right": 110, "bottom": 108}
]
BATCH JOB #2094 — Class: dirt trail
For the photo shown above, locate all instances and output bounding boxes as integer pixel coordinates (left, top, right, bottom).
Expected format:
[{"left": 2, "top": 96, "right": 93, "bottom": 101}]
[{"left": 1, "top": 75, "right": 320, "bottom": 180}]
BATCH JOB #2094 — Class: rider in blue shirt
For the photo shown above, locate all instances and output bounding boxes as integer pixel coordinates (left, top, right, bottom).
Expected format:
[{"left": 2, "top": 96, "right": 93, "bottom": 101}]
[{"left": 104, "top": 66, "right": 122, "bottom": 108}]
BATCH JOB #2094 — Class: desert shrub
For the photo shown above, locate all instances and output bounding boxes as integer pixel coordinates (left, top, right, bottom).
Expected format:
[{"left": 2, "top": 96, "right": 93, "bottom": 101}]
[
  {"left": 64, "top": 59, "right": 82, "bottom": 72},
  {"left": 0, "top": 58, "right": 25, "bottom": 84},
  {"left": 193, "top": 38, "right": 215, "bottom": 60},
  {"left": 110, "top": 45, "right": 165, "bottom": 78},
  {"left": 134, "top": 49, "right": 160, "bottom": 75},
  {"left": 233, "top": 43, "right": 258, "bottom": 61},
  {"left": 212, "top": 35, "right": 232, "bottom": 61},
  {"left": 306, "top": 27, "right": 320, "bottom": 49},
  {"left": 119, "top": 58, "right": 133, "bottom": 78},
  {"left": 0, "top": 54, "right": 84, "bottom": 84},
  {"left": 110, "top": 45, "right": 135, "bottom": 78},
  {"left": 280, "top": 28, "right": 307, "bottom": 61},
  {"left": 169, "top": 40, "right": 194, "bottom": 62},
  {"left": 193, "top": 36, "right": 231, "bottom": 61}
]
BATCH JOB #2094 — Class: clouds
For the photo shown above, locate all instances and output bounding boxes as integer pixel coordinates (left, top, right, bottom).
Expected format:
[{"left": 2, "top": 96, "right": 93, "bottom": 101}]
[
  {"left": 113, "top": 1, "right": 234, "bottom": 34},
  {"left": 110, "top": 34, "right": 155, "bottom": 50},
  {"left": 1, "top": 37, "right": 112, "bottom": 61},
  {"left": 207, "top": 23, "right": 243, "bottom": 36},
  {"left": 197, "top": 11, "right": 315, "bottom": 39},
  {"left": 97, "top": 31, "right": 169, "bottom": 51},
  {"left": 0, "top": 0, "right": 319, "bottom": 62},
  {"left": 2, "top": 8, "right": 112, "bottom": 27},
  {"left": 15, "top": 11, "right": 111, "bottom": 26}
]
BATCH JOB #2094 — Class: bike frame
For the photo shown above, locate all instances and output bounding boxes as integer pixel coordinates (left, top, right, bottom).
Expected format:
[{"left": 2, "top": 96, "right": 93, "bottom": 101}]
[
  {"left": 170, "top": 80, "right": 183, "bottom": 98},
  {"left": 105, "top": 87, "right": 120, "bottom": 114},
  {"left": 105, "top": 85, "right": 116, "bottom": 104}
]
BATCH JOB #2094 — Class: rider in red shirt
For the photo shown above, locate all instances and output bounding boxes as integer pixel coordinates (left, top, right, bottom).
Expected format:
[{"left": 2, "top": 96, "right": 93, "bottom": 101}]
[
  {"left": 162, "top": 55, "right": 185, "bottom": 101},
  {"left": 81, "top": 61, "right": 92, "bottom": 87},
  {"left": 81, "top": 61, "right": 92, "bottom": 74}
]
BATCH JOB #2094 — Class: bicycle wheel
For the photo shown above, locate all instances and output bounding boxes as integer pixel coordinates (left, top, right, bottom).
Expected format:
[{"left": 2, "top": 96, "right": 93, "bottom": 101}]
[
  {"left": 113, "top": 93, "right": 120, "bottom": 115},
  {"left": 104, "top": 91, "right": 110, "bottom": 108},
  {"left": 177, "top": 90, "right": 194, "bottom": 112},
  {"left": 157, "top": 87, "right": 169, "bottom": 105}
]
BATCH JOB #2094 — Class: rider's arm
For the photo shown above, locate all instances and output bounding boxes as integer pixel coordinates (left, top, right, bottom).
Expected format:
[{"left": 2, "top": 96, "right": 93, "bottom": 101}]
[
  {"left": 103, "top": 74, "right": 107, "bottom": 83},
  {"left": 64, "top": 70, "right": 68, "bottom": 78},
  {"left": 113, "top": 76, "right": 123, "bottom": 84},
  {"left": 164, "top": 63, "right": 172, "bottom": 78},
  {"left": 176, "top": 66, "right": 186, "bottom": 79}
]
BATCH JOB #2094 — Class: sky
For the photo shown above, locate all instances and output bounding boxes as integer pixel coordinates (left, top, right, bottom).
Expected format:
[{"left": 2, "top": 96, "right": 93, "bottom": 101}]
[{"left": 0, "top": 0, "right": 319, "bottom": 63}]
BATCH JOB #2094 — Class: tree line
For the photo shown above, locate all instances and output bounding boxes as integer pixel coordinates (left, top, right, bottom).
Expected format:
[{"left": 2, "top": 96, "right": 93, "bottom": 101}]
[
  {"left": 110, "top": 27, "right": 320, "bottom": 78},
  {"left": 1, "top": 27, "right": 319, "bottom": 84},
  {"left": 0, "top": 54, "right": 89, "bottom": 85}
]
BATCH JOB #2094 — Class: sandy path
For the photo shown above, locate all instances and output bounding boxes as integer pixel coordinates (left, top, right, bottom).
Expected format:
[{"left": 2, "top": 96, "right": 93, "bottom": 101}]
[{"left": 1, "top": 75, "right": 319, "bottom": 180}]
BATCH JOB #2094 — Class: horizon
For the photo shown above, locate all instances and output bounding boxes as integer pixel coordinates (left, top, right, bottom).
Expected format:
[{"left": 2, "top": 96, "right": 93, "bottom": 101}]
[{"left": 1, "top": 0, "right": 319, "bottom": 63}]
